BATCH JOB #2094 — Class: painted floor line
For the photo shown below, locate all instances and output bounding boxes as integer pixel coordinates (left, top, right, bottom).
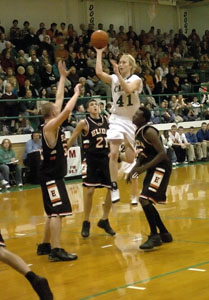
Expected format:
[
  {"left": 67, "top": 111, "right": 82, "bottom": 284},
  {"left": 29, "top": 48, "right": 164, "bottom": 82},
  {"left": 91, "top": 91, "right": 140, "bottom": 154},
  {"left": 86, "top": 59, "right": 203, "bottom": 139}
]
[
  {"left": 79, "top": 260, "right": 209, "bottom": 300},
  {"left": 188, "top": 268, "right": 206, "bottom": 272},
  {"left": 127, "top": 286, "right": 146, "bottom": 290},
  {"left": 101, "top": 245, "right": 112, "bottom": 248}
]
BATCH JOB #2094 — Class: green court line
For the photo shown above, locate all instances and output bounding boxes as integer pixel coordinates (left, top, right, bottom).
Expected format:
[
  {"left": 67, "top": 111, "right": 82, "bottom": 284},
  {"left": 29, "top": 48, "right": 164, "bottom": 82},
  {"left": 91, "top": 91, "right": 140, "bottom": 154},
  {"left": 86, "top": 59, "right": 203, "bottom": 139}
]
[{"left": 79, "top": 260, "right": 209, "bottom": 300}]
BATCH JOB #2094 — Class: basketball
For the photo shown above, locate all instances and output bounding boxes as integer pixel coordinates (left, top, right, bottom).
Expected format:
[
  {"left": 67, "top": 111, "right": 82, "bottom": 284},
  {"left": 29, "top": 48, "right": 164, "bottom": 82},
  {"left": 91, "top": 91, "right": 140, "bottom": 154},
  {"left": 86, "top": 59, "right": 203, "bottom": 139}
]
[{"left": 90, "top": 30, "right": 109, "bottom": 49}]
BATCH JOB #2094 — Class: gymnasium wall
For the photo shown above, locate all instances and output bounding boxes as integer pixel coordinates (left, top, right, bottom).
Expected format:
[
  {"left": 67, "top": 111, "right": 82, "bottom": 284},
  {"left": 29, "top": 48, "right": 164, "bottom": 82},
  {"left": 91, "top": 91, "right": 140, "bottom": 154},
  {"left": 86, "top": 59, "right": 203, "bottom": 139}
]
[{"left": 0, "top": 0, "right": 208, "bottom": 36}]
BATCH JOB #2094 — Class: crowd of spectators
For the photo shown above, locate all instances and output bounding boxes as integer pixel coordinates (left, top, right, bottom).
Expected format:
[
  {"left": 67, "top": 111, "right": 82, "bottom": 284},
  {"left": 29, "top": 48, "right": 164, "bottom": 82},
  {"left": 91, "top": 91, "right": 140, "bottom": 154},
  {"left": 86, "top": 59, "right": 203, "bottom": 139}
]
[
  {"left": 0, "top": 20, "right": 209, "bottom": 134},
  {"left": 161, "top": 122, "right": 209, "bottom": 166}
]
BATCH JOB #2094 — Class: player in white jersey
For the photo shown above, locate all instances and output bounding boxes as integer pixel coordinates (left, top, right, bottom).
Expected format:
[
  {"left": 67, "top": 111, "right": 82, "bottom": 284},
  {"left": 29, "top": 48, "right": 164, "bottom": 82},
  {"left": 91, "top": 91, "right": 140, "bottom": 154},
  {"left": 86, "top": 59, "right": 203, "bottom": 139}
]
[{"left": 95, "top": 48, "right": 143, "bottom": 203}]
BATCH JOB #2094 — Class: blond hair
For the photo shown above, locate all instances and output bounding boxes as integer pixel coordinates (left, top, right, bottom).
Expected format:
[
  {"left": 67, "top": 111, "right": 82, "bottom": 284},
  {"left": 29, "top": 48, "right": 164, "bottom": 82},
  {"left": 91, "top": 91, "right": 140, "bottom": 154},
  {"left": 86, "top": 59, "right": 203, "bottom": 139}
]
[
  {"left": 120, "top": 53, "right": 137, "bottom": 74},
  {"left": 41, "top": 102, "right": 54, "bottom": 119}
]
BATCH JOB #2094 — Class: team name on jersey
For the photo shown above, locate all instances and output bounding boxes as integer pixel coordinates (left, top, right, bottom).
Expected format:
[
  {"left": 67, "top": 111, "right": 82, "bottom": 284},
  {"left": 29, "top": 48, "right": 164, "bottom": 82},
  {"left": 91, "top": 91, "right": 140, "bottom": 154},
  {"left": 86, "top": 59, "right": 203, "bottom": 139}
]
[
  {"left": 91, "top": 128, "right": 106, "bottom": 137},
  {"left": 114, "top": 85, "right": 123, "bottom": 93}
]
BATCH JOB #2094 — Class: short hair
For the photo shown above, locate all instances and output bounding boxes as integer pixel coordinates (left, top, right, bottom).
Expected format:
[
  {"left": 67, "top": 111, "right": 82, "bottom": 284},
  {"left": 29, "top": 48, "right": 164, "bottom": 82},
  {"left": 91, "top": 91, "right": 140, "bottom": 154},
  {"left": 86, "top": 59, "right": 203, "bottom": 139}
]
[
  {"left": 178, "top": 126, "right": 183, "bottom": 129},
  {"left": 86, "top": 99, "right": 97, "bottom": 109},
  {"left": 171, "top": 125, "right": 177, "bottom": 129},
  {"left": 139, "top": 106, "right": 151, "bottom": 122},
  {"left": 41, "top": 102, "right": 54, "bottom": 119}
]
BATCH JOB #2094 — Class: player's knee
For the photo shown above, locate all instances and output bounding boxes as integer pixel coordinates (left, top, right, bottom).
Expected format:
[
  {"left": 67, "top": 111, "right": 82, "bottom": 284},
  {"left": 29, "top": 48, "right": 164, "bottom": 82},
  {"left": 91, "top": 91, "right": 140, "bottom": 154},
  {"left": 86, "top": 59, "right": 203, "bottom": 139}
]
[
  {"left": 139, "top": 197, "right": 150, "bottom": 207},
  {"left": 109, "top": 151, "right": 119, "bottom": 162},
  {"left": 125, "top": 155, "right": 135, "bottom": 164},
  {"left": 0, "top": 246, "right": 6, "bottom": 260}
]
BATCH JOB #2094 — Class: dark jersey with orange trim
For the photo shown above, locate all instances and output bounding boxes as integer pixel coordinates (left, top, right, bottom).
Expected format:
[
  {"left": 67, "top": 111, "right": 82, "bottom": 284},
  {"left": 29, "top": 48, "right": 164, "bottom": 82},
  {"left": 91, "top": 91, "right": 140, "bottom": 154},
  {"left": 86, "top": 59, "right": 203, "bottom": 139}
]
[
  {"left": 40, "top": 125, "right": 68, "bottom": 180},
  {"left": 135, "top": 124, "right": 170, "bottom": 166},
  {"left": 82, "top": 115, "right": 109, "bottom": 157}
]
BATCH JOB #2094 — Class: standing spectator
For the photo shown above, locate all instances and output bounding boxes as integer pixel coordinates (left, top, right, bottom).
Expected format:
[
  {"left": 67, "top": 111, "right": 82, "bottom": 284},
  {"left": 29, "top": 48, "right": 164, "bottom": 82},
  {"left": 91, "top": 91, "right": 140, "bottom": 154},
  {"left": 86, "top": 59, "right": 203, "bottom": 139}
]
[{"left": 9, "top": 20, "right": 21, "bottom": 50}]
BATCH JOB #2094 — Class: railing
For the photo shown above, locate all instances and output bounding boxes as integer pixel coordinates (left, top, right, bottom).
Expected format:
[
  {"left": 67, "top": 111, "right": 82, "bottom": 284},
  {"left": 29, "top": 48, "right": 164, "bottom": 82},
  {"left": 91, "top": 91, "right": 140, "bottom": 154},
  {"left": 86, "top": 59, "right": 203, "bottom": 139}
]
[{"left": 0, "top": 91, "right": 209, "bottom": 135}]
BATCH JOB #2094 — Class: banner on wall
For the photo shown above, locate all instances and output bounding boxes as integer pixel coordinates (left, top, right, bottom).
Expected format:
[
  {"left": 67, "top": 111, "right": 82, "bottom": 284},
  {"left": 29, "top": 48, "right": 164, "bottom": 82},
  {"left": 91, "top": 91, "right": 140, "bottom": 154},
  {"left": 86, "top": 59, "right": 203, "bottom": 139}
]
[
  {"left": 65, "top": 146, "right": 82, "bottom": 178},
  {"left": 87, "top": 1, "right": 95, "bottom": 25}
]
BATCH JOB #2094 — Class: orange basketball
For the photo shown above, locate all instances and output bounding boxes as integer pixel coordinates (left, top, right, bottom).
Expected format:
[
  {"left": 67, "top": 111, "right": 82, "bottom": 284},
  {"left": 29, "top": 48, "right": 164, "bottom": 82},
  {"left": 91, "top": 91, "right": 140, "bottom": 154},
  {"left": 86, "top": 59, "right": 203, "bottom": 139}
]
[{"left": 90, "top": 30, "right": 109, "bottom": 49}]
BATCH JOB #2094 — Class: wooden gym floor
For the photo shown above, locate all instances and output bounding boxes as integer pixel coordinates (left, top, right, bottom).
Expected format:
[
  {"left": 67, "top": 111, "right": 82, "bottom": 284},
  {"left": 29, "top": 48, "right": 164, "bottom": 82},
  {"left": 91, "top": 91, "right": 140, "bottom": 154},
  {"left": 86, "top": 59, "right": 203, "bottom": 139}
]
[{"left": 0, "top": 162, "right": 209, "bottom": 300}]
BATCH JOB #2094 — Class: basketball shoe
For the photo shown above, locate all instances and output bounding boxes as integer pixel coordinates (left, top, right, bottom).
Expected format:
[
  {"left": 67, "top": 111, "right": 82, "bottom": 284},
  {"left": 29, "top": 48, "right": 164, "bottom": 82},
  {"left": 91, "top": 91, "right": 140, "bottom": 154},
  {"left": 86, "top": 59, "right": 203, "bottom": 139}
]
[
  {"left": 160, "top": 232, "right": 173, "bottom": 243},
  {"left": 81, "top": 221, "right": 90, "bottom": 237},
  {"left": 97, "top": 219, "right": 116, "bottom": 235},
  {"left": 31, "top": 275, "right": 53, "bottom": 300},
  {"left": 48, "top": 248, "right": 78, "bottom": 262},
  {"left": 140, "top": 234, "right": 162, "bottom": 250},
  {"left": 37, "top": 243, "right": 51, "bottom": 255}
]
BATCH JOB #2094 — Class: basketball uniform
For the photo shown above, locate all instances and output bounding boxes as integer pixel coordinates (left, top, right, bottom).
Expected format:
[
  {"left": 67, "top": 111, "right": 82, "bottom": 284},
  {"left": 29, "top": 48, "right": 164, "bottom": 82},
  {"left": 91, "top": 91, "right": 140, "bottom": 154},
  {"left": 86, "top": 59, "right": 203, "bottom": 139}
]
[
  {"left": 0, "top": 231, "right": 5, "bottom": 247},
  {"left": 107, "top": 73, "right": 142, "bottom": 147},
  {"left": 135, "top": 124, "right": 172, "bottom": 204},
  {"left": 40, "top": 126, "right": 72, "bottom": 217},
  {"left": 82, "top": 115, "right": 111, "bottom": 189}
]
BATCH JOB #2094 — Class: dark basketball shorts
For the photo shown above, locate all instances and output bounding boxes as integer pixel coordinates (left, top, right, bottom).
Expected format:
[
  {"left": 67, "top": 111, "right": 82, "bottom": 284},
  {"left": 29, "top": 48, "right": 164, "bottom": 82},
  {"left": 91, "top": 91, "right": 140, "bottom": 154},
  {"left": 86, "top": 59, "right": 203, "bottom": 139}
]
[
  {"left": 40, "top": 178, "right": 72, "bottom": 217},
  {"left": 0, "top": 231, "right": 5, "bottom": 247},
  {"left": 82, "top": 154, "right": 111, "bottom": 189},
  {"left": 140, "top": 164, "right": 172, "bottom": 204}
]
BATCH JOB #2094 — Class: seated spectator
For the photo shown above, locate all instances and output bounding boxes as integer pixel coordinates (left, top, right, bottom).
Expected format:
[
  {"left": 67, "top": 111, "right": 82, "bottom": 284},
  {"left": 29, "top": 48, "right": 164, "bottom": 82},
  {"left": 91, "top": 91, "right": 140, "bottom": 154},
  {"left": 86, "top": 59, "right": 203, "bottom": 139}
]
[
  {"left": 0, "top": 33, "right": 8, "bottom": 54},
  {"left": 16, "top": 66, "right": 26, "bottom": 97},
  {"left": 161, "top": 130, "right": 177, "bottom": 166},
  {"left": 191, "top": 96, "right": 202, "bottom": 119},
  {"left": 0, "top": 51, "right": 15, "bottom": 72},
  {"left": 36, "top": 22, "right": 46, "bottom": 37},
  {"left": 63, "top": 113, "right": 78, "bottom": 146},
  {"left": 169, "top": 124, "right": 187, "bottom": 163},
  {"left": 54, "top": 43, "right": 69, "bottom": 61},
  {"left": 23, "top": 132, "right": 42, "bottom": 166},
  {"left": 75, "top": 104, "right": 86, "bottom": 122},
  {"left": 22, "top": 132, "right": 42, "bottom": 184},
  {"left": 78, "top": 77, "right": 92, "bottom": 96},
  {"left": 0, "top": 138, "right": 23, "bottom": 187},
  {"left": 19, "top": 89, "right": 40, "bottom": 131},
  {"left": 26, "top": 65, "right": 41, "bottom": 95},
  {"left": 186, "top": 126, "right": 205, "bottom": 161},
  {"left": 99, "top": 102, "right": 110, "bottom": 117},
  {"left": 196, "top": 122, "right": 209, "bottom": 159},
  {"left": 23, "top": 27, "right": 40, "bottom": 52},
  {"left": 1, "top": 82, "right": 18, "bottom": 133},
  {"left": 41, "top": 64, "right": 57, "bottom": 89},
  {"left": 144, "top": 68, "right": 154, "bottom": 92},
  {"left": 168, "top": 95, "right": 183, "bottom": 123},
  {"left": 27, "top": 53, "right": 42, "bottom": 75},
  {"left": 178, "top": 126, "right": 196, "bottom": 163}
]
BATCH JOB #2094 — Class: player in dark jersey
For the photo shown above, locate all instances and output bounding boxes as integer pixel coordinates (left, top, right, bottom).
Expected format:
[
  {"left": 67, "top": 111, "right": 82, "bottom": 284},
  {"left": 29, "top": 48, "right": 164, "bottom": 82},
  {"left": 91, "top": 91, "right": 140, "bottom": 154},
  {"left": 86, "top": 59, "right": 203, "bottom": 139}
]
[
  {"left": 37, "top": 61, "right": 81, "bottom": 261},
  {"left": 0, "top": 231, "right": 53, "bottom": 299},
  {"left": 127, "top": 107, "right": 173, "bottom": 250},
  {"left": 67, "top": 99, "right": 115, "bottom": 238}
]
